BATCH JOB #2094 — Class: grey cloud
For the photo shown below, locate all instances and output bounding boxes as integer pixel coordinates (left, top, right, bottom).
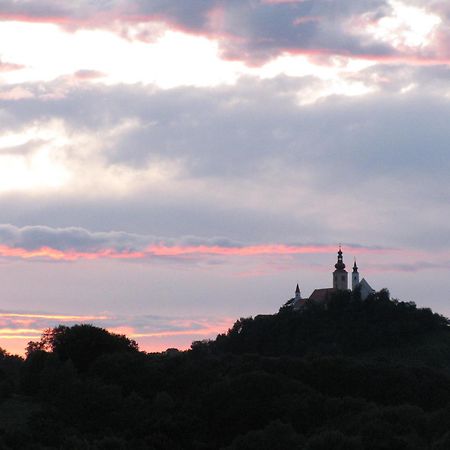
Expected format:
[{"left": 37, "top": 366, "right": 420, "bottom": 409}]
[
  {"left": 1, "top": 76, "right": 450, "bottom": 252},
  {"left": 0, "top": 188, "right": 325, "bottom": 246},
  {"left": 369, "top": 261, "right": 450, "bottom": 272},
  {"left": 8, "top": 77, "right": 447, "bottom": 181},
  {"left": 0, "top": 223, "right": 247, "bottom": 253},
  {"left": 4, "top": 223, "right": 377, "bottom": 256},
  {"left": 0, "top": 224, "right": 147, "bottom": 251}
]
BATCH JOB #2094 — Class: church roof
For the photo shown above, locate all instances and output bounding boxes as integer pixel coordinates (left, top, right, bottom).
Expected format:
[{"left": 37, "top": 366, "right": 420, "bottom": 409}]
[
  {"left": 354, "top": 278, "right": 375, "bottom": 300},
  {"left": 309, "top": 288, "right": 335, "bottom": 303},
  {"left": 359, "top": 278, "right": 375, "bottom": 291},
  {"left": 292, "top": 298, "right": 307, "bottom": 310}
]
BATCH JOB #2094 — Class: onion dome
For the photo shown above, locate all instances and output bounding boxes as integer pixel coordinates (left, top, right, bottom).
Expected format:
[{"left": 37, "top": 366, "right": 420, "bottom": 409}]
[{"left": 334, "top": 245, "right": 346, "bottom": 270}]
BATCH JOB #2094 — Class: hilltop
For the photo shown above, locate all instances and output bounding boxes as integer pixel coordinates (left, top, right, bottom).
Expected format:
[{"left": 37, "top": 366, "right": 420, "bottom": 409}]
[
  {"left": 1, "top": 291, "right": 450, "bottom": 449},
  {"left": 207, "top": 289, "right": 450, "bottom": 366}
]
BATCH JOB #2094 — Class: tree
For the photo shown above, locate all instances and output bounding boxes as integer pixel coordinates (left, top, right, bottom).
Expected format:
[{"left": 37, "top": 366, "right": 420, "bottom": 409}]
[{"left": 26, "top": 324, "right": 138, "bottom": 371}]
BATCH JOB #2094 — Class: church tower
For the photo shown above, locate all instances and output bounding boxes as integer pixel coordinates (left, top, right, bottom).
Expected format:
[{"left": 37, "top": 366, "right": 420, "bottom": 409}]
[
  {"left": 333, "top": 246, "right": 348, "bottom": 290},
  {"left": 295, "top": 283, "right": 301, "bottom": 300},
  {"left": 352, "top": 259, "right": 360, "bottom": 290}
]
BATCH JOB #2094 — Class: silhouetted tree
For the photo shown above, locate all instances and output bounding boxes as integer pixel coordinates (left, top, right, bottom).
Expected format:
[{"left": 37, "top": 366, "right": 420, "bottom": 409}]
[{"left": 26, "top": 324, "right": 138, "bottom": 371}]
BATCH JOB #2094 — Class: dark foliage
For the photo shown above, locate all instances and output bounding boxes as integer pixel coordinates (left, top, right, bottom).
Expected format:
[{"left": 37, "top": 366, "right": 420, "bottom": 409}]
[
  {"left": 0, "top": 291, "right": 450, "bottom": 448},
  {"left": 26, "top": 324, "right": 139, "bottom": 371},
  {"left": 211, "top": 289, "right": 448, "bottom": 357}
]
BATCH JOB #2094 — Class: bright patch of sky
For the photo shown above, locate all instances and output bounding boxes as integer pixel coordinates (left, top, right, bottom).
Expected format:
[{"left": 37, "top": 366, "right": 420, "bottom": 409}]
[
  {"left": 0, "top": 21, "right": 246, "bottom": 88},
  {"left": 0, "top": 122, "right": 70, "bottom": 191},
  {"left": 0, "top": 19, "right": 377, "bottom": 97},
  {"left": 365, "top": 0, "right": 441, "bottom": 50}
]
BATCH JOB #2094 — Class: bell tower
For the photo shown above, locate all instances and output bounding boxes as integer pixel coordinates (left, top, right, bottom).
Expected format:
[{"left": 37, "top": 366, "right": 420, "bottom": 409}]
[
  {"left": 333, "top": 245, "right": 348, "bottom": 290},
  {"left": 352, "top": 259, "right": 360, "bottom": 290}
]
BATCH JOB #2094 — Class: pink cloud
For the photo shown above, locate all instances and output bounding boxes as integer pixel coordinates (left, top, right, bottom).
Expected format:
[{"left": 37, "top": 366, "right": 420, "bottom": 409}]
[
  {"left": 73, "top": 70, "right": 105, "bottom": 80},
  {"left": 0, "top": 60, "right": 24, "bottom": 72},
  {"left": 0, "top": 243, "right": 392, "bottom": 262},
  {"left": 0, "top": 13, "right": 72, "bottom": 25},
  {"left": 0, "top": 86, "right": 34, "bottom": 100},
  {"left": 0, "top": 312, "right": 109, "bottom": 321}
]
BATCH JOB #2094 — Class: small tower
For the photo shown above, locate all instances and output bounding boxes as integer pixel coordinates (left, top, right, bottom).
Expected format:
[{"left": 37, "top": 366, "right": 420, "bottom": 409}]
[
  {"left": 352, "top": 258, "right": 360, "bottom": 290},
  {"left": 295, "top": 283, "right": 301, "bottom": 300},
  {"left": 333, "top": 245, "right": 348, "bottom": 290}
]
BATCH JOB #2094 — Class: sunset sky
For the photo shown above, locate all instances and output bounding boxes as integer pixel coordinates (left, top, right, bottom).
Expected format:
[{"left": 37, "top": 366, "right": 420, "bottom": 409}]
[{"left": 0, "top": 0, "right": 449, "bottom": 355}]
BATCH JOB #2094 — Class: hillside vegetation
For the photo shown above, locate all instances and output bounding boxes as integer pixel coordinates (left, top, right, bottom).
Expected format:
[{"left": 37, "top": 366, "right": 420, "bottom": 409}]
[{"left": 1, "top": 290, "right": 450, "bottom": 449}]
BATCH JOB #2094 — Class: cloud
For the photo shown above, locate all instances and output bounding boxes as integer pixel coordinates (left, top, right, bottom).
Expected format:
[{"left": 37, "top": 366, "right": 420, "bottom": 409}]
[
  {"left": 1, "top": 0, "right": 447, "bottom": 65},
  {"left": 0, "top": 60, "right": 24, "bottom": 72},
  {"left": 4, "top": 75, "right": 448, "bottom": 178},
  {"left": 0, "top": 223, "right": 391, "bottom": 262},
  {"left": 0, "top": 75, "right": 449, "bottom": 252},
  {"left": 368, "top": 260, "right": 450, "bottom": 273},
  {"left": 72, "top": 70, "right": 105, "bottom": 80}
]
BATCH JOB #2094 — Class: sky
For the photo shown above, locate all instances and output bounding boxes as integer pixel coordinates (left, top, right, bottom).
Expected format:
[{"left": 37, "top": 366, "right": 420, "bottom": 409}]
[{"left": 0, "top": 0, "right": 449, "bottom": 355}]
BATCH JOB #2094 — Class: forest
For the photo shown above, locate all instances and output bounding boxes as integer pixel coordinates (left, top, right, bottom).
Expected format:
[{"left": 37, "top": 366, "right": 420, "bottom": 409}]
[{"left": 1, "top": 289, "right": 450, "bottom": 449}]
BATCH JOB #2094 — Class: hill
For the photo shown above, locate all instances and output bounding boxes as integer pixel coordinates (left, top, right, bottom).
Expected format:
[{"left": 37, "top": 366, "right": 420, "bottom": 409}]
[
  {"left": 208, "top": 289, "right": 450, "bottom": 365},
  {"left": 1, "top": 291, "right": 450, "bottom": 449}
]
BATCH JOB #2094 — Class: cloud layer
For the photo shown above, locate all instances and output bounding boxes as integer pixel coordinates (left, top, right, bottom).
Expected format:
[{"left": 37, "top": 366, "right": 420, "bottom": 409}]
[
  {"left": 1, "top": 0, "right": 447, "bottom": 64},
  {"left": 1, "top": 77, "right": 449, "bottom": 252},
  {"left": 0, "top": 224, "right": 390, "bottom": 262}
]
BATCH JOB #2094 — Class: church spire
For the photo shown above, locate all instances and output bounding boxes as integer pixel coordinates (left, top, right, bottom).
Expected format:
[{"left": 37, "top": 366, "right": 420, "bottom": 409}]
[
  {"left": 333, "top": 245, "right": 348, "bottom": 290},
  {"left": 352, "top": 257, "right": 360, "bottom": 290},
  {"left": 295, "top": 283, "right": 301, "bottom": 299},
  {"left": 334, "top": 244, "right": 346, "bottom": 270}
]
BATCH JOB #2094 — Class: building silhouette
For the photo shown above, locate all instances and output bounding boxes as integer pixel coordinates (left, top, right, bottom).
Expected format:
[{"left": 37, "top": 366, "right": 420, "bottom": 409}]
[{"left": 292, "top": 247, "right": 375, "bottom": 309}]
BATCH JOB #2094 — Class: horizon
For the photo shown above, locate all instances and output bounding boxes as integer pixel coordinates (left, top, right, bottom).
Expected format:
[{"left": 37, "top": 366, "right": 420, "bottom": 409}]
[{"left": 1, "top": 0, "right": 450, "bottom": 356}]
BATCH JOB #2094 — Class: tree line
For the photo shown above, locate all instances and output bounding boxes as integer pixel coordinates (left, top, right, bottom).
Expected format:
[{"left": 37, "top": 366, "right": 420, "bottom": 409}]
[{"left": 0, "top": 290, "right": 450, "bottom": 449}]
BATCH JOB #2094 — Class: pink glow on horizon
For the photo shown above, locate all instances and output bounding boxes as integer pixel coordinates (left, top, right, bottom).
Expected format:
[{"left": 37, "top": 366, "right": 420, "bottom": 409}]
[
  {"left": 0, "top": 243, "right": 395, "bottom": 262},
  {"left": 0, "top": 312, "right": 109, "bottom": 321},
  {"left": 109, "top": 318, "right": 234, "bottom": 340},
  {"left": 0, "top": 314, "right": 235, "bottom": 356}
]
